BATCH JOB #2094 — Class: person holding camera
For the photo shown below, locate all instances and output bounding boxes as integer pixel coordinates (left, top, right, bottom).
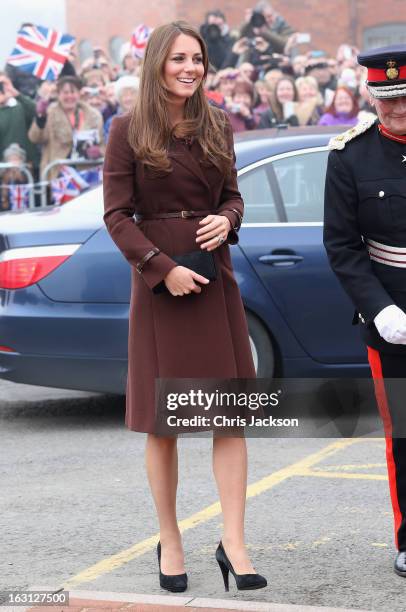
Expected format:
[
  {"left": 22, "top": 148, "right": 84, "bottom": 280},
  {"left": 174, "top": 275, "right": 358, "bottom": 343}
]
[
  {"left": 81, "top": 68, "right": 118, "bottom": 125},
  {"left": 199, "top": 10, "right": 235, "bottom": 71},
  {"left": 223, "top": 33, "right": 283, "bottom": 77},
  {"left": 28, "top": 75, "right": 105, "bottom": 181},
  {"left": 209, "top": 67, "right": 240, "bottom": 108},
  {"left": 304, "top": 56, "right": 338, "bottom": 105},
  {"left": 226, "top": 79, "right": 257, "bottom": 132},
  {"left": 239, "top": 2, "right": 295, "bottom": 56},
  {"left": 0, "top": 73, "right": 39, "bottom": 172}
]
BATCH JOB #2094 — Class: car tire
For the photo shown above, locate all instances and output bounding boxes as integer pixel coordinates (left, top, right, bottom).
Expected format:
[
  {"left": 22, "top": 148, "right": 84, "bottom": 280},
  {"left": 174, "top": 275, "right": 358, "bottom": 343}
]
[{"left": 246, "top": 311, "right": 275, "bottom": 378}]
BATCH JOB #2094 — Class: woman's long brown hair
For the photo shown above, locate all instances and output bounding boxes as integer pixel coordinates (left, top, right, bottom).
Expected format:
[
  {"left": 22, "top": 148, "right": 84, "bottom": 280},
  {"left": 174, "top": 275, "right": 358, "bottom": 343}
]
[
  {"left": 271, "top": 76, "right": 299, "bottom": 122},
  {"left": 128, "top": 21, "right": 233, "bottom": 176},
  {"left": 325, "top": 86, "right": 359, "bottom": 118}
]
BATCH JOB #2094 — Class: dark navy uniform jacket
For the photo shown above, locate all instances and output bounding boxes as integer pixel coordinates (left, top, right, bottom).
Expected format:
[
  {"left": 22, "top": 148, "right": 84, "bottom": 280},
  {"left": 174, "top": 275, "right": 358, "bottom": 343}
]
[{"left": 323, "top": 120, "right": 406, "bottom": 354}]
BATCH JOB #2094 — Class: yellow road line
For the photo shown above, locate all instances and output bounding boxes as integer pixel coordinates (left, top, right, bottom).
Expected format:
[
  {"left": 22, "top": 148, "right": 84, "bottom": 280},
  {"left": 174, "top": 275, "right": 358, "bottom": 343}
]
[
  {"left": 311, "top": 463, "right": 387, "bottom": 472},
  {"left": 311, "top": 536, "right": 331, "bottom": 548},
  {"left": 298, "top": 469, "right": 387, "bottom": 481},
  {"left": 61, "top": 438, "right": 372, "bottom": 589}
]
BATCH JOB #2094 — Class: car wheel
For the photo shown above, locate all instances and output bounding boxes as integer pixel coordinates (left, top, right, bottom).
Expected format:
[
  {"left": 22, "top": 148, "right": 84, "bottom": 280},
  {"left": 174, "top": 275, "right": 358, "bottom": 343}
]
[{"left": 246, "top": 311, "right": 275, "bottom": 378}]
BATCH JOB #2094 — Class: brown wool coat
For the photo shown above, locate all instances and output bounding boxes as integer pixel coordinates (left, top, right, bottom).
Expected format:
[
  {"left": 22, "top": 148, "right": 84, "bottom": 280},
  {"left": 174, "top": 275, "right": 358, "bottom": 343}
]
[{"left": 103, "top": 112, "right": 255, "bottom": 434}]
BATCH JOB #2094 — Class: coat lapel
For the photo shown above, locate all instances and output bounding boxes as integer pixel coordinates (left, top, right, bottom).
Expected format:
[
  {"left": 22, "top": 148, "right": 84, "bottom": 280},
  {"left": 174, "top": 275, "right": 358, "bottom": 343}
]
[{"left": 168, "top": 139, "right": 212, "bottom": 196}]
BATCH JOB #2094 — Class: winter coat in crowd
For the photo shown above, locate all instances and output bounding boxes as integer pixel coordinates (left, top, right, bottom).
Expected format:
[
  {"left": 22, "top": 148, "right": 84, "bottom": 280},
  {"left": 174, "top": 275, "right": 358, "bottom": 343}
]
[
  {"left": 318, "top": 112, "right": 358, "bottom": 127},
  {"left": 0, "top": 94, "right": 40, "bottom": 169},
  {"left": 28, "top": 100, "right": 105, "bottom": 180},
  {"left": 257, "top": 106, "right": 299, "bottom": 128},
  {"left": 227, "top": 110, "right": 257, "bottom": 132}
]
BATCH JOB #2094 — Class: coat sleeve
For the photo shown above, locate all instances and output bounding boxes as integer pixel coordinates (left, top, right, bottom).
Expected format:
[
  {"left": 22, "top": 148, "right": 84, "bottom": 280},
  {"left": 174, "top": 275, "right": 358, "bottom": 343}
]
[
  {"left": 102, "top": 115, "right": 178, "bottom": 290},
  {"left": 216, "top": 114, "right": 244, "bottom": 245},
  {"left": 28, "top": 112, "right": 50, "bottom": 144},
  {"left": 323, "top": 149, "right": 394, "bottom": 323},
  {"left": 16, "top": 94, "right": 36, "bottom": 125},
  {"left": 265, "top": 26, "right": 294, "bottom": 54}
]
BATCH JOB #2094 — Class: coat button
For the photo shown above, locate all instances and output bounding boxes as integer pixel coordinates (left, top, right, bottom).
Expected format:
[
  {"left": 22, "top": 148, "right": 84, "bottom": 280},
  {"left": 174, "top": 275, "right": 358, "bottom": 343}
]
[{"left": 379, "top": 190, "right": 385, "bottom": 198}]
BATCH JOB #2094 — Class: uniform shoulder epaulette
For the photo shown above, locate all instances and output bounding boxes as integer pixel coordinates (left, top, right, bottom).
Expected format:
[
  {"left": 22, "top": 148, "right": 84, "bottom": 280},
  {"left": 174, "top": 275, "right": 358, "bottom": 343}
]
[{"left": 328, "top": 114, "right": 377, "bottom": 151}]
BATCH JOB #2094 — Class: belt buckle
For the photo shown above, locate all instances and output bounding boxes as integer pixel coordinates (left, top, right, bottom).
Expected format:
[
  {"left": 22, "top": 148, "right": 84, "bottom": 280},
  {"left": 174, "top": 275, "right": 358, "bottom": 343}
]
[{"left": 181, "top": 210, "right": 193, "bottom": 218}]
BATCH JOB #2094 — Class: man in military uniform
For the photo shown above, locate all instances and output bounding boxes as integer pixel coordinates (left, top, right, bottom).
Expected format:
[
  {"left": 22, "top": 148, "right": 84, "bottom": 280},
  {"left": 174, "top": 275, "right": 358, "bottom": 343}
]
[{"left": 324, "top": 45, "right": 406, "bottom": 577}]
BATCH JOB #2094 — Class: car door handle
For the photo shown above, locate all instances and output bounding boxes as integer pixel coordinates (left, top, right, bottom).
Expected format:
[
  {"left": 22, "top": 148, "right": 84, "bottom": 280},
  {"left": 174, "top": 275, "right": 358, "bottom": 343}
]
[{"left": 258, "top": 254, "right": 304, "bottom": 266}]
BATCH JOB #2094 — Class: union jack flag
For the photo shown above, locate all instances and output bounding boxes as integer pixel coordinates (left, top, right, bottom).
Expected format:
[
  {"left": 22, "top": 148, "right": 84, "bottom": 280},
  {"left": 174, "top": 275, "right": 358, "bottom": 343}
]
[
  {"left": 61, "top": 165, "right": 89, "bottom": 191},
  {"left": 7, "top": 25, "right": 75, "bottom": 81},
  {"left": 51, "top": 175, "right": 70, "bottom": 205},
  {"left": 51, "top": 166, "right": 89, "bottom": 205},
  {"left": 80, "top": 166, "right": 103, "bottom": 188},
  {"left": 8, "top": 184, "right": 31, "bottom": 210},
  {"left": 130, "top": 24, "right": 152, "bottom": 59}
]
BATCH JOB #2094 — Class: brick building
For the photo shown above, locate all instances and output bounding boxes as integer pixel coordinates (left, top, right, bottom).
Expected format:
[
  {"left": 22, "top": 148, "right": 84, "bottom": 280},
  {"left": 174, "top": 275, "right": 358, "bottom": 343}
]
[{"left": 66, "top": 0, "right": 406, "bottom": 63}]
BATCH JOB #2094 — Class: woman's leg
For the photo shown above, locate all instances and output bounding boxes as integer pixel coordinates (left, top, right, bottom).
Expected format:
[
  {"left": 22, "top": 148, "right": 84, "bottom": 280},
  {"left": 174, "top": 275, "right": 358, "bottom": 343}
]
[
  {"left": 145, "top": 433, "right": 185, "bottom": 574},
  {"left": 212, "top": 435, "right": 256, "bottom": 573}
]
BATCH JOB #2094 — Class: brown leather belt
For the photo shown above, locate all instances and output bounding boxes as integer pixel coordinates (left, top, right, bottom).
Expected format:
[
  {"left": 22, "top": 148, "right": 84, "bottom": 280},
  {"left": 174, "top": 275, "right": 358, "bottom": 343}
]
[{"left": 136, "top": 209, "right": 215, "bottom": 221}]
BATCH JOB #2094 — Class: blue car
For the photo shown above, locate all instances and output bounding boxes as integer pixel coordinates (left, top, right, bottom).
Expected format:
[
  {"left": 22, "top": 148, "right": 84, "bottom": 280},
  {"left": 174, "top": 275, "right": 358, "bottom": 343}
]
[{"left": 0, "top": 126, "right": 368, "bottom": 394}]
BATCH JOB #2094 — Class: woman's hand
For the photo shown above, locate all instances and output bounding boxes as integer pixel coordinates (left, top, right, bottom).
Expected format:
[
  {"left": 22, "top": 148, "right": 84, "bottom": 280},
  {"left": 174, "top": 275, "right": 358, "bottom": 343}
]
[
  {"left": 232, "top": 37, "right": 249, "bottom": 55},
  {"left": 164, "top": 266, "right": 210, "bottom": 296},
  {"left": 35, "top": 97, "right": 50, "bottom": 117},
  {"left": 196, "top": 214, "right": 231, "bottom": 251},
  {"left": 237, "top": 102, "right": 253, "bottom": 118},
  {"left": 3, "top": 77, "right": 19, "bottom": 99},
  {"left": 0, "top": 76, "right": 18, "bottom": 105},
  {"left": 254, "top": 36, "right": 269, "bottom": 52},
  {"left": 243, "top": 8, "right": 253, "bottom": 23}
]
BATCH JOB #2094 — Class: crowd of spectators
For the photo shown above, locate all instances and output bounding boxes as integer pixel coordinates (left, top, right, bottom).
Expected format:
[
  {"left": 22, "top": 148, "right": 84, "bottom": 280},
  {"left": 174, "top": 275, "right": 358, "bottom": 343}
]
[{"left": 0, "top": 2, "right": 377, "bottom": 210}]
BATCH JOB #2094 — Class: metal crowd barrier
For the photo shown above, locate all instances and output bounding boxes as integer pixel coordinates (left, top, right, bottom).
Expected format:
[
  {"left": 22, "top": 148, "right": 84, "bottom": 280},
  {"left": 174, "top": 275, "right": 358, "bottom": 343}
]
[
  {"left": 40, "top": 158, "right": 104, "bottom": 208},
  {"left": 0, "top": 158, "right": 104, "bottom": 212}
]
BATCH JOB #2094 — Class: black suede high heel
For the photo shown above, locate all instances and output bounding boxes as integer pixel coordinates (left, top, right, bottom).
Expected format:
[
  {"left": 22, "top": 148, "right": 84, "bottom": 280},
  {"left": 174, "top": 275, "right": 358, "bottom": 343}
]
[
  {"left": 215, "top": 540, "right": 267, "bottom": 591},
  {"left": 157, "top": 541, "right": 188, "bottom": 592}
]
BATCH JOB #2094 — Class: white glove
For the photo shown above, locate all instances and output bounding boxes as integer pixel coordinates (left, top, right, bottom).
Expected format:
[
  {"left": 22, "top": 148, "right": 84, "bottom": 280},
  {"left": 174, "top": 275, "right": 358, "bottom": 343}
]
[{"left": 374, "top": 305, "right": 406, "bottom": 344}]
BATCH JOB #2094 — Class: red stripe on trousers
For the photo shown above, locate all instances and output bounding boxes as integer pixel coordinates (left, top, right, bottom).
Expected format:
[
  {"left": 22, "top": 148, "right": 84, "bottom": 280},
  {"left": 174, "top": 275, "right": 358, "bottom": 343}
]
[{"left": 367, "top": 346, "right": 402, "bottom": 549}]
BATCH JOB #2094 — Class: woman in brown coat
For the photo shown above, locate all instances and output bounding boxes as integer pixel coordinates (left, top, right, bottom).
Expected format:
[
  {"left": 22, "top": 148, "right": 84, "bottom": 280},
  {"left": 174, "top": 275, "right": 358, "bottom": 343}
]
[{"left": 103, "top": 21, "right": 267, "bottom": 594}]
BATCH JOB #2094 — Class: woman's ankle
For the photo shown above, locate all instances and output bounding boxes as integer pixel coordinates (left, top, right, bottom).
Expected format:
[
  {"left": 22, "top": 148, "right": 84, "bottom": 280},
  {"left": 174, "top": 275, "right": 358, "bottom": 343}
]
[
  {"left": 159, "top": 531, "right": 183, "bottom": 547},
  {"left": 221, "top": 535, "right": 246, "bottom": 549}
]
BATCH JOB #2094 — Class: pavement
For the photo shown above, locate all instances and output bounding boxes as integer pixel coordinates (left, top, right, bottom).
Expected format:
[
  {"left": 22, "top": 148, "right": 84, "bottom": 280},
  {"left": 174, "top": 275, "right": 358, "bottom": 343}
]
[
  {"left": 8, "top": 585, "right": 372, "bottom": 612},
  {"left": 1, "top": 383, "right": 389, "bottom": 612}
]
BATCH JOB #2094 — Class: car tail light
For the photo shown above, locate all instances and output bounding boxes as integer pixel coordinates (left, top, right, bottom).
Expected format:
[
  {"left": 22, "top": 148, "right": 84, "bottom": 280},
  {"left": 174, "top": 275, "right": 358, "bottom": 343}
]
[{"left": 0, "top": 245, "right": 81, "bottom": 289}]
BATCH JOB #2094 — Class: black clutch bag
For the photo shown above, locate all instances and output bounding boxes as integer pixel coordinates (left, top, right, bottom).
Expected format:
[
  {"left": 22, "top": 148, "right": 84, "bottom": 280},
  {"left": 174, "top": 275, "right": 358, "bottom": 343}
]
[{"left": 152, "top": 249, "right": 217, "bottom": 295}]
